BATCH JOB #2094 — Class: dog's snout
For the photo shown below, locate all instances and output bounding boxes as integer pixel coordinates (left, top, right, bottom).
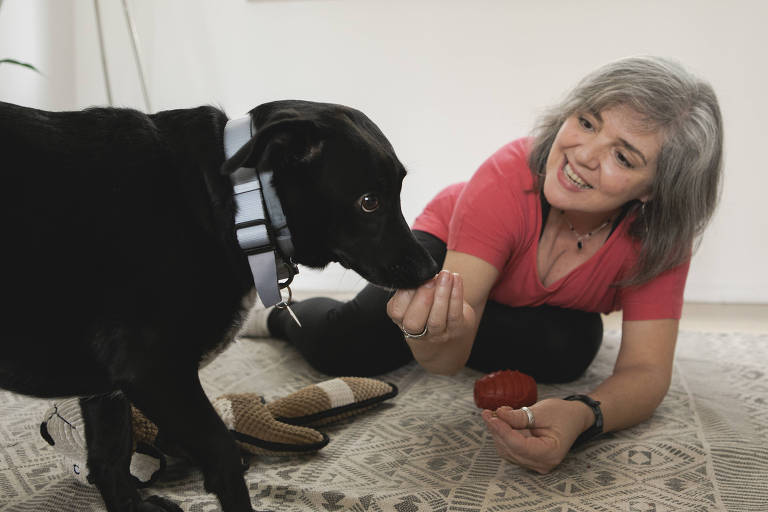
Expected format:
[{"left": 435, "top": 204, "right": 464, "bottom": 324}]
[
  {"left": 410, "top": 261, "right": 440, "bottom": 284},
  {"left": 386, "top": 253, "right": 440, "bottom": 289},
  {"left": 413, "top": 245, "right": 441, "bottom": 282},
  {"left": 425, "top": 258, "right": 441, "bottom": 278}
]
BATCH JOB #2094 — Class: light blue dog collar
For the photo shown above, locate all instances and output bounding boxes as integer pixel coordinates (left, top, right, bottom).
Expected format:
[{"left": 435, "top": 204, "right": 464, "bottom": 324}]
[{"left": 224, "top": 115, "right": 298, "bottom": 309}]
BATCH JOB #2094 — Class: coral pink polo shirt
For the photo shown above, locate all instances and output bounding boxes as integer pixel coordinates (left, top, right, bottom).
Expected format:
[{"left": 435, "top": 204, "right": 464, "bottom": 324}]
[{"left": 412, "top": 138, "right": 689, "bottom": 321}]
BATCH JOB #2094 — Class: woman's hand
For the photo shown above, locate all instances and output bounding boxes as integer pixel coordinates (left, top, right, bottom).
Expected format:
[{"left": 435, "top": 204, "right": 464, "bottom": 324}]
[
  {"left": 387, "top": 270, "right": 472, "bottom": 342},
  {"left": 385, "top": 251, "right": 498, "bottom": 375},
  {"left": 480, "top": 319, "right": 680, "bottom": 473},
  {"left": 386, "top": 270, "right": 477, "bottom": 374},
  {"left": 480, "top": 398, "right": 594, "bottom": 474}
]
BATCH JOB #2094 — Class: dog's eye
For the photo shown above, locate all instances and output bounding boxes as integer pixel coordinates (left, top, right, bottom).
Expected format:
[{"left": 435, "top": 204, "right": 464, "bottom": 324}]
[{"left": 358, "top": 193, "right": 380, "bottom": 213}]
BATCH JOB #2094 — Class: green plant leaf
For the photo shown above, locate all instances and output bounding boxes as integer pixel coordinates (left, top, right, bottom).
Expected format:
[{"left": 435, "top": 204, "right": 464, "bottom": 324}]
[{"left": 0, "top": 58, "right": 40, "bottom": 73}]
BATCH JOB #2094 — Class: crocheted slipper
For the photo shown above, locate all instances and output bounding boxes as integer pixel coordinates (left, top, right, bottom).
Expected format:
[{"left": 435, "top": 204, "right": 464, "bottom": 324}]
[
  {"left": 215, "top": 393, "right": 329, "bottom": 456},
  {"left": 267, "top": 377, "right": 398, "bottom": 427},
  {"left": 40, "top": 399, "right": 164, "bottom": 487},
  {"left": 42, "top": 377, "right": 398, "bottom": 482},
  {"left": 130, "top": 396, "right": 328, "bottom": 457},
  {"left": 130, "top": 377, "right": 399, "bottom": 454}
]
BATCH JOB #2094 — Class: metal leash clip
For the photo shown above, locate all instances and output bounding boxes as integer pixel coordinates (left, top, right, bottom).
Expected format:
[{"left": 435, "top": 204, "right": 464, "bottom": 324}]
[{"left": 274, "top": 285, "right": 302, "bottom": 328}]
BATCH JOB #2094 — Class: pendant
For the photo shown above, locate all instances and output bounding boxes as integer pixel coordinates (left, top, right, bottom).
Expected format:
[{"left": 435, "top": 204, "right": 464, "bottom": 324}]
[{"left": 577, "top": 240, "right": 583, "bottom": 250}]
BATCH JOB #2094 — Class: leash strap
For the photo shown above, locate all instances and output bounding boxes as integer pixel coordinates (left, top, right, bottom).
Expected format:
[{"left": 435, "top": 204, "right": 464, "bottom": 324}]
[{"left": 224, "top": 115, "right": 297, "bottom": 308}]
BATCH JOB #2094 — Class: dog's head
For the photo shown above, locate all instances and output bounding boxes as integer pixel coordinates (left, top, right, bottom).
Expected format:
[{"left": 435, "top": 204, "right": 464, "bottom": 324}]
[{"left": 221, "top": 100, "right": 439, "bottom": 289}]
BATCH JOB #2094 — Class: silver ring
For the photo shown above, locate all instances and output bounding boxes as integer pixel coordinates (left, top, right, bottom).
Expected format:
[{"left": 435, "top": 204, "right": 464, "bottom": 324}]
[
  {"left": 400, "top": 324, "right": 428, "bottom": 339},
  {"left": 521, "top": 406, "right": 535, "bottom": 428}
]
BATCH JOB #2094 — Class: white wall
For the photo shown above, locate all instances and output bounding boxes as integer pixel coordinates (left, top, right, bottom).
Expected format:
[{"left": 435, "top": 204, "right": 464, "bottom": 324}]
[
  {"left": 0, "top": 0, "right": 73, "bottom": 109},
  {"left": 2, "top": 0, "right": 766, "bottom": 302}
]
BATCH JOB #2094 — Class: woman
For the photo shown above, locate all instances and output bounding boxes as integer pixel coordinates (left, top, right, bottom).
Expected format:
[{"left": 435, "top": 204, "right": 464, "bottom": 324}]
[{"left": 243, "top": 56, "right": 723, "bottom": 473}]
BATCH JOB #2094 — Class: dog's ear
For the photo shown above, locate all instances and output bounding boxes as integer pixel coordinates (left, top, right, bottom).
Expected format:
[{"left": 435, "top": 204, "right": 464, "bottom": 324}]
[{"left": 220, "top": 119, "right": 324, "bottom": 175}]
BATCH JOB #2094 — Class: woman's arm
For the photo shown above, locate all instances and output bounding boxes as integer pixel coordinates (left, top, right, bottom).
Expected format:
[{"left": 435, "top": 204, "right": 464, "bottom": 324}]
[
  {"left": 481, "top": 317, "right": 679, "bottom": 473},
  {"left": 386, "top": 250, "right": 499, "bottom": 375},
  {"left": 589, "top": 318, "right": 679, "bottom": 430}
]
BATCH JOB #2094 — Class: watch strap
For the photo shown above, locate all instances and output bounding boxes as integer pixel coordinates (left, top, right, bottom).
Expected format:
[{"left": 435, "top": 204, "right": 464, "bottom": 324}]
[{"left": 564, "top": 394, "right": 604, "bottom": 447}]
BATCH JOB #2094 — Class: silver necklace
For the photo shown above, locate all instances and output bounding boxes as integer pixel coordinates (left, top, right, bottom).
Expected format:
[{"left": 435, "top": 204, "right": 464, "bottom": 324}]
[{"left": 561, "top": 210, "right": 612, "bottom": 251}]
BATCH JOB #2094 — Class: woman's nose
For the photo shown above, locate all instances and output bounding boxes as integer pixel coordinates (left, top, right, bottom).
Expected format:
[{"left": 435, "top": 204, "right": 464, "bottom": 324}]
[{"left": 573, "top": 140, "right": 601, "bottom": 171}]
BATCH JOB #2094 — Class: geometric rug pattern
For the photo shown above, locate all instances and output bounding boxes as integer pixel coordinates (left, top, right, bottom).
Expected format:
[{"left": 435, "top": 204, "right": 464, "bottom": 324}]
[{"left": 1, "top": 330, "right": 766, "bottom": 511}]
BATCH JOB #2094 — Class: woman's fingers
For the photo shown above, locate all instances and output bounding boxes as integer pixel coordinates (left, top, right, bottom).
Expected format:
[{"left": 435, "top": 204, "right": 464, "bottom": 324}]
[
  {"left": 481, "top": 402, "right": 572, "bottom": 474},
  {"left": 400, "top": 277, "right": 437, "bottom": 335},
  {"left": 386, "top": 288, "right": 416, "bottom": 323},
  {"left": 425, "top": 270, "right": 453, "bottom": 335},
  {"left": 446, "top": 272, "right": 464, "bottom": 330},
  {"left": 387, "top": 271, "right": 466, "bottom": 340},
  {"left": 483, "top": 412, "right": 528, "bottom": 445},
  {"left": 386, "top": 277, "right": 441, "bottom": 337},
  {"left": 495, "top": 406, "right": 537, "bottom": 430},
  {"left": 481, "top": 411, "right": 557, "bottom": 473},
  {"left": 482, "top": 412, "right": 532, "bottom": 463}
]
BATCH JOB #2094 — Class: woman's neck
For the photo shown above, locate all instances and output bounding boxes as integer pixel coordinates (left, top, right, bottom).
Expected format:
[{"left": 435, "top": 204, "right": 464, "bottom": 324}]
[{"left": 560, "top": 208, "right": 620, "bottom": 236}]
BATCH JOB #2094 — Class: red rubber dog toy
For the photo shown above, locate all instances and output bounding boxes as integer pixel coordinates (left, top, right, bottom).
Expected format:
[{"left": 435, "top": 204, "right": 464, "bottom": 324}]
[{"left": 474, "top": 369, "right": 537, "bottom": 410}]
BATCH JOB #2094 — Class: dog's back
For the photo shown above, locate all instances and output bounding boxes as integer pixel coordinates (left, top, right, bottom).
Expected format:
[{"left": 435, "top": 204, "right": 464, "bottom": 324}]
[
  {"left": 1, "top": 102, "right": 250, "bottom": 397},
  {"left": 1, "top": 99, "right": 440, "bottom": 512}
]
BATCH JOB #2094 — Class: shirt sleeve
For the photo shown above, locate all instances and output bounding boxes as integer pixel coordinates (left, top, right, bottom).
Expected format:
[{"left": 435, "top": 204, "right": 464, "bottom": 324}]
[
  {"left": 446, "top": 141, "right": 530, "bottom": 272},
  {"left": 619, "top": 259, "right": 691, "bottom": 321},
  {"left": 412, "top": 182, "right": 466, "bottom": 242}
]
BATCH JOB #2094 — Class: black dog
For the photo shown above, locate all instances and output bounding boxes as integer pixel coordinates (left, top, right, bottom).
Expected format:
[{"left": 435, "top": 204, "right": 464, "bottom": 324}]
[{"left": 0, "top": 99, "right": 438, "bottom": 511}]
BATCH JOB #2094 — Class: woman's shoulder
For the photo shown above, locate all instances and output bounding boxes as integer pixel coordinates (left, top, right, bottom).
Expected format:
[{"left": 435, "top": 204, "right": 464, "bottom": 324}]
[
  {"left": 475, "top": 137, "right": 536, "bottom": 189},
  {"left": 416, "top": 138, "right": 534, "bottom": 227},
  {"left": 489, "top": 137, "right": 534, "bottom": 167}
]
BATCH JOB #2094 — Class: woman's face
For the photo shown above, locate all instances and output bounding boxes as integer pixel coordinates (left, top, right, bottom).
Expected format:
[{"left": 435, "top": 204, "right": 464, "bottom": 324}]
[{"left": 543, "top": 105, "right": 663, "bottom": 216}]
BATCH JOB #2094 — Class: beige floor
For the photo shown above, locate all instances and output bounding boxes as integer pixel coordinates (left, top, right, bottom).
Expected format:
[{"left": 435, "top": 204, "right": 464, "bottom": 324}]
[
  {"left": 295, "top": 290, "right": 768, "bottom": 335},
  {"left": 603, "top": 302, "right": 768, "bottom": 333}
]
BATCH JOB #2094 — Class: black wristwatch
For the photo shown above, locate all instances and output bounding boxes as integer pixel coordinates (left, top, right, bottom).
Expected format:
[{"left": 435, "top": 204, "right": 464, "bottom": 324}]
[{"left": 564, "top": 394, "right": 604, "bottom": 447}]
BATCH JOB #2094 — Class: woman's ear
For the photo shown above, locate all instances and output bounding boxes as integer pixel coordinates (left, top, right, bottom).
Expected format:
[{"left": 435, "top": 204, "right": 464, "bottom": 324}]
[{"left": 638, "top": 183, "right": 655, "bottom": 204}]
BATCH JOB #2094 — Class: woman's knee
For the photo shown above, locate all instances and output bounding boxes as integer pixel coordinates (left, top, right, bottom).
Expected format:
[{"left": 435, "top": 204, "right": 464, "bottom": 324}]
[
  {"left": 534, "top": 309, "right": 603, "bottom": 382},
  {"left": 295, "top": 307, "right": 414, "bottom": 376},
  {"left": 469, "top": 303, "right": 603, "bottom": 383},
  {"left": 302, "top": 336, "right": 413, "bottom": 377}
]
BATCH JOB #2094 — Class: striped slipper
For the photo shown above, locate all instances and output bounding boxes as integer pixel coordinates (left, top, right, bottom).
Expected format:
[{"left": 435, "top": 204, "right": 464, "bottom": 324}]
[{"left": 267, "top": 377, "right": 398, "bottom": 427}]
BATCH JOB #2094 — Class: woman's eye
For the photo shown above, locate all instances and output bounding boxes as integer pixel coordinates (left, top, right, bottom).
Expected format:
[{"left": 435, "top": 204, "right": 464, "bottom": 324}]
[
  {"left": 578, "top": 116, "right": 594, "bottom": 131},
  {"left": 359, "top": 193, "right": 380, "bottom": 213},
  {"left": 616, "top": 150, "right": 634, "bottom": 168}
]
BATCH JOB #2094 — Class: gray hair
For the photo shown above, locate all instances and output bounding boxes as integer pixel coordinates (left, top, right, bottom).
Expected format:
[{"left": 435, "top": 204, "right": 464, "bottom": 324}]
[{"left": 528, "top": 56, "right": 723, "bottom": 286}]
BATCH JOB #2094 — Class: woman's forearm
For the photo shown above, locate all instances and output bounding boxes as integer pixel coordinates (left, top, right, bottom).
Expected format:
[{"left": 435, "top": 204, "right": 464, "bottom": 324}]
[
  {"left": 588, "top": 363, "right": 672, "bottom": 433},
  {"left": 587, "top": 319, "right": 679, "bottom": 433}
]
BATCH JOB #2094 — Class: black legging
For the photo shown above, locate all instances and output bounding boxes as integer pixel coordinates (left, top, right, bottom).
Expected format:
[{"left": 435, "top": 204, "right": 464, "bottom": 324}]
[{"left": 269, "top": 231, "right": 603, "bottom": 383}]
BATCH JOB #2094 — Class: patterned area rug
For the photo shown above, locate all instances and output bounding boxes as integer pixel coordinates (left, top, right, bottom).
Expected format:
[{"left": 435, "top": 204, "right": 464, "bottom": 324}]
[{"left": 1, "top": 330, "right": 766, "bottom": 511}]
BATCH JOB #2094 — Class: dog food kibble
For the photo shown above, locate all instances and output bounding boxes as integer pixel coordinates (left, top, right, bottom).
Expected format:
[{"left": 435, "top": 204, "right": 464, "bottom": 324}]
[{"left": 473, "top": 369, "right": 537, "bottom": 410}]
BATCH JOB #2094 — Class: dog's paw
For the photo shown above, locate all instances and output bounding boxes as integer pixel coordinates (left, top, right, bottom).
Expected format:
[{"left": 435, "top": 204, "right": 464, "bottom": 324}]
[{"left": 137, "top": 495, "right": 184, "bottom": 512}]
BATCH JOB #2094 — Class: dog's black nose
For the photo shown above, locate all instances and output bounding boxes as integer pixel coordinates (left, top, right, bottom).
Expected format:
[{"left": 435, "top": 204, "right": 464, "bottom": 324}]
[
  {"left": 426, "top": 258, "right": 441, "bottom": 278},
  {"left": 387, "top": 254, "right": 440, "bottom": 289},
  {"left": 416, "top": 251, "right": 441, "bottom": 281}
]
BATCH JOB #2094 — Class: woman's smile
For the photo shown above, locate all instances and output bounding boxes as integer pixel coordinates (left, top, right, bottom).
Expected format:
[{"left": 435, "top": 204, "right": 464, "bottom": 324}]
[{"left": 560, "top": 158, "right": 593, "bottom": 190}]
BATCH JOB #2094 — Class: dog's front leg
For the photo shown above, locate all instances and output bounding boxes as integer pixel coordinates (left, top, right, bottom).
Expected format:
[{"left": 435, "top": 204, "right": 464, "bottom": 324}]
[
  {"left": 80, "top": 394, "right": 183, "bottom": 512},
  {"left": 125, "top": 372, "right": 254, "bottom": 512}
]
